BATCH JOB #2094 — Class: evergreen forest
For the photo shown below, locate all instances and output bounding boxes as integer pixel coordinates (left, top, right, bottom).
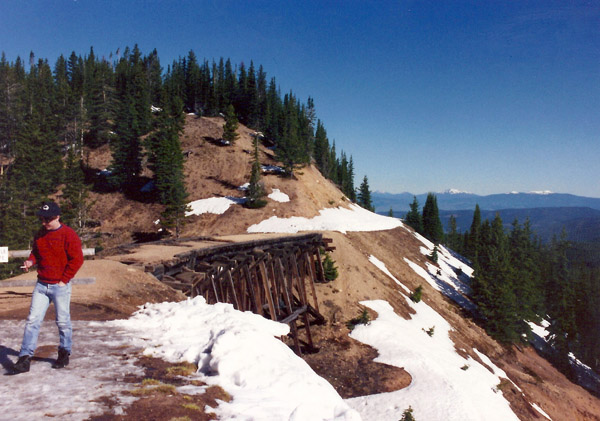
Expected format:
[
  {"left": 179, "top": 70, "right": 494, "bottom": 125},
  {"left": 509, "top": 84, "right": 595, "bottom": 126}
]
[
  {"left": 0, "top": 45, "right": 364, "bottom": 253},
  {"left": 405, "top": 195, "right": 599, "bottom": 379}
]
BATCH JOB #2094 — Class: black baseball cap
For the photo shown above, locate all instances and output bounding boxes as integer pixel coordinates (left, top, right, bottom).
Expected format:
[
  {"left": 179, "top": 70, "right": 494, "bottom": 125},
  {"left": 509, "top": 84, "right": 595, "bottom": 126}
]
[{"left": 36, "top": 201, "right": 61, "bottom": 218}]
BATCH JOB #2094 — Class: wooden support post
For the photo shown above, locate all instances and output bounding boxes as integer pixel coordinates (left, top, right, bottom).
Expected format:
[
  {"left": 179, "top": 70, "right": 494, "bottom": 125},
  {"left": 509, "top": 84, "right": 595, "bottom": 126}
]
[
  {"left": 303, "top": 252, "right": 320, "bottom": 314},
  {"left": 259, "top": 260, "right": 277, "bottom": 321},
  {"left": 315, "top": 248, "right": 326, "bottom": 283},
  {"left": 225, "top": 269, "right": 240, "bottom": 310}
]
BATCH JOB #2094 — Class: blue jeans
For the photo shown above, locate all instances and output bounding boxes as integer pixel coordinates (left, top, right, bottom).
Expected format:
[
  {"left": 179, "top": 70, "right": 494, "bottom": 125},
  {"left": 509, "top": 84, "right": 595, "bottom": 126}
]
[{"left": 19, "top": 281, "right": 72, "bottom": 357}]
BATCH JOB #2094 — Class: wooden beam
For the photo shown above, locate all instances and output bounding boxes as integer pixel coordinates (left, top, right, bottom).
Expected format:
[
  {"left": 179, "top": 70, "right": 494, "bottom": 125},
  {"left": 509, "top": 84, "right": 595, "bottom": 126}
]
[
  {"left": 8, "top": 248, "right": 96, "bottom": 259},
  {"left": 0, "top": 277, "right": 96, "bottom": 288}
]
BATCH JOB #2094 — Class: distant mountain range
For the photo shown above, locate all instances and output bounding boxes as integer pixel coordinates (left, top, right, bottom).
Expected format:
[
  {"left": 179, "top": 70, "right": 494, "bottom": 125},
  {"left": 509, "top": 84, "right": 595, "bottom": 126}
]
[
  {"left": 373, "top": 190, "right": 600, "bottom": 213},
  {"left": 436, "top": 207, "right": 600, "bottom": 244},
  {"left": 374, "top": 191, "right": 600, "bottom": 244}
]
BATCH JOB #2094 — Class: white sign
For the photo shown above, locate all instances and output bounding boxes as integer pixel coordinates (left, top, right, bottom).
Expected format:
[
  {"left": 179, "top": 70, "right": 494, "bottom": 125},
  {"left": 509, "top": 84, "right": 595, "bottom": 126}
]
[{"left": 0, "top": 247, "right": 8, "bottom": 263}]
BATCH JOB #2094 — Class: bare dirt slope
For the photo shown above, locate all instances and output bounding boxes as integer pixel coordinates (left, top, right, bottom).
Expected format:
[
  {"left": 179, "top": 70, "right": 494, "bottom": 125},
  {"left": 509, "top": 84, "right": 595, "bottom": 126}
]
[
  {"left": 0, "top": 260, "right": 185, "bottom": 320},
  {"left": 85, "top": 115, "right": 350, "bottom": 247},
  {"left": 1, "top": 115, "right": 599, "bottom": 420}
]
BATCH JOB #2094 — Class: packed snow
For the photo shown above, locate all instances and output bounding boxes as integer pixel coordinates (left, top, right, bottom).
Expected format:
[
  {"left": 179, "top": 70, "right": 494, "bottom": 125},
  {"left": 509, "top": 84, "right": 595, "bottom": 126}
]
[
  {"left": 268, "top": 188, "right": 290, "bottom": 203},
  {"left": 1, "top": 320, "right": 144, "bottom": 420},
  {"left": 248, "top": 203, "right": 403, "bottom": 234},
  {"left": 107, "top": 298, "right": 360, "bottom": 420}
]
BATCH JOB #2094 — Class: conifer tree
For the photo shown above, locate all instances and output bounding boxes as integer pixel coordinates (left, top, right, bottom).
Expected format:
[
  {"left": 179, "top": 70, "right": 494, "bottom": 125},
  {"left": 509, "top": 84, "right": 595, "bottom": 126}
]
[
  {"left": 405, "top": 196, "right": 423, "bottom": 233},
  {"left": 222, "top": 103, "right": 239, "bottom": 145},
  {"left": 322, "top": 252, "right": 339, "bottom": 281},
  {"left": 85, "top": 57, "right": 114, "bottom": 148},
  {"left": 466, "top": 204, "right": 482, "bottom": 261},
  {"left": 246, "top": 134, "right": 267, "bottom": 208},
  {"left": 313, "top": 120, "right": 329, "bottom": 176},
  {"left": 347, "top": 156, "right": 356, "bottom": 202},
  {"left": 276, "top": 93, "right": 304, "bottom": 175},
  {"left": 61, "top": 149, "right": 91, "bottom": 234},
  {"left": 329, "top": 156, "right": 339, "bottom": 185},
  {"left": 422, "top": 193, "right": 443, "bottom": 243},
  {"left": 357, "top": 175, "right": 374, "bottom": 211},
  {"left": 180, "top": 50, "right": 202, "bottom": 113},
  {"left": 446, "top": 215, "right": 462, "bottom": 253},
  {"left": 509, "top": 218, "right": 543, "bottom": 323},
  {"left": 0, "top": 53, "right": 26, "bottom": 157},
  {"left": 544, "top": 231, "right": 577, "bottom": 371},
  {"left": 145, "top": 94, "right": 188, "bottom": 237},
  {"left": 472, "top": 214, "right": 524, "bottom": 343},
  {"left": 110, "top": 46, "right": 151, "bottom": 192}
]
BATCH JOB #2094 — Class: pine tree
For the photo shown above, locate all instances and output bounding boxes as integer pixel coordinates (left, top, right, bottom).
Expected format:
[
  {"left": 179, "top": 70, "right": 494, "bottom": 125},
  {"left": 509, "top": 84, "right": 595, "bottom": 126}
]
[
  {"left": 110, "top": 46, "right": 151, "bottom": 192},
  {"left": 472, "top": 214, "right": 522, "bottom": 343},
  {"left": 509, "top": 218, "right": 543, "bottom": 323},
  {"left": 85, "top": 57, "right": 114, "bottom": 148},
  {"left": 357, "top": 175, "right": 374, "bottom": 211},
  {"left": 146, "top": 94, "right": 188, "bottom": 237},
  {"left": 405, "top": 196, "right": 423, "bottom": 233},
  {"left": 429, "top": 244, "right": 439, "bottom": 263},
  {"left": 61, "top": 149, "right": 91, "bottom": 234},
  {"left": 276, "top": 92, "right": 304, "bottom": 176},
  {"left": 544, "top": 231, "right": 577, "bottom": 371},
  {"left": 322, "top": 251, "right": 338, "bottom": 281},
  {"left": 446, "top": 214, "right": 463, "bottom": 253},
  {"left": 246, "top": 134, "right": 267, "bottom": 208},
  {"left": 222, "top": 103, "right": 239, "bottom": 145},
  {"left": 466, "top": 204, "right": 482, "bottom": 261},
  {"left": 347, "top": 156, "right": 356, "bottom": 202},
  {"left": 313, "top": 120, "right": 329, "bottom": 176},
  {"left": 422, "top": 193, "right": 443, "bottom": 243}
]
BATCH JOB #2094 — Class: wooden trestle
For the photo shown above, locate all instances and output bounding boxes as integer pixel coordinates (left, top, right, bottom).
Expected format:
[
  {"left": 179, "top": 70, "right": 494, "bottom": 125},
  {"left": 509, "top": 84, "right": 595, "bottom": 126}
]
[{"left": 146, "top": 233, "right": 332, "bottom": 354}]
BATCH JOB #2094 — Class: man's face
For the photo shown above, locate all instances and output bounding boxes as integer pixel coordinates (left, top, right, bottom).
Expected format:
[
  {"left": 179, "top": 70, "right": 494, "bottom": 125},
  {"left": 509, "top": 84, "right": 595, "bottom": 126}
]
[{"left": 40, "top": 215, "right": 60, "bottom": 230}]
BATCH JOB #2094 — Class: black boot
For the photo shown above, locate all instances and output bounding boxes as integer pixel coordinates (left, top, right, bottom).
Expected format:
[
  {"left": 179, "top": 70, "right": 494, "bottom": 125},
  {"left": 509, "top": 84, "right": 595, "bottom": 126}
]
[
  {"left": 12, "top": 355, "right": 31, "bottom": 374},
  {"left": 52, "top": 348, "right": 70, "bottom": 369}
]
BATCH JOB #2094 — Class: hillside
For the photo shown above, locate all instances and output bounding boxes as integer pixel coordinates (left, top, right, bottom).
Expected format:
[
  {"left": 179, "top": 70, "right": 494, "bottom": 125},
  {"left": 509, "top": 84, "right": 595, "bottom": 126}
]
[
  {"left": 84, "top": 114, "right": 351, "bottom": 249},
  {"left": 2, "top": 116, "right": 600, "bottom": 420}
]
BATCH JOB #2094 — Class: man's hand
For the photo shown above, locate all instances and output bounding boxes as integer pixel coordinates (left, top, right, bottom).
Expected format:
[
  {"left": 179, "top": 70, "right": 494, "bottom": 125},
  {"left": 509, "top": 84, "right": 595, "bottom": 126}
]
[
  {"left": 21, "top": 260, "right": 33, "bottom": 272},
  {"left": 58, "top": 281, "right": 67, "bottom": 287}
]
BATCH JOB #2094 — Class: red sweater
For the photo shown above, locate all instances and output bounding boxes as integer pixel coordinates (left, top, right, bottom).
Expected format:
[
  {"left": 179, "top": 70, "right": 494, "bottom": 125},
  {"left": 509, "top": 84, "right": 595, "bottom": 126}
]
[{"left": 28, "top": 224, "right": 84, "bottom": 284}]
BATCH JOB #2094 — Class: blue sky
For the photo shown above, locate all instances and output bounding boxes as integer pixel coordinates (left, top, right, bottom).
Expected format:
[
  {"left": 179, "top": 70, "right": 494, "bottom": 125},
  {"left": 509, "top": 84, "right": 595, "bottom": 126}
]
[{"left": 1, "top": 0, "right": 598, "bottom": 197}]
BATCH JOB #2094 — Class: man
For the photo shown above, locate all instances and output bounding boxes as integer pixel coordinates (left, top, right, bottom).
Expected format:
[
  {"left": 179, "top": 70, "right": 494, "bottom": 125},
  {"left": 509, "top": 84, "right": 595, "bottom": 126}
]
[{"left": 12, "top": 201, "right": 84, "bottom": 374}]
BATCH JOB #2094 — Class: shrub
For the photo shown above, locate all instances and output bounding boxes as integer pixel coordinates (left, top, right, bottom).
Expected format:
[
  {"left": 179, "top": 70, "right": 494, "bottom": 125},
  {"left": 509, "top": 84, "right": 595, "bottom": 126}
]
[
  {"left": 245, "top": 198, "right": 267, "bottom": 209},
  {"left": 410, "top": 285, "right": 423, "bottom": 303},
  {"left": 323, "top": 253, "right": 339, "bottom": 281},
  {"left": 400, "top": 405, "right": 416, "bottom": 421},
  {"left": 423, "top": 326, "right": 435, "bottom": 337},
  {"left": 347, "top": 308, "right": 370, "bottom": 330},
  {"left": 428, "top": 244, "right": 439, "bottom": 263}
]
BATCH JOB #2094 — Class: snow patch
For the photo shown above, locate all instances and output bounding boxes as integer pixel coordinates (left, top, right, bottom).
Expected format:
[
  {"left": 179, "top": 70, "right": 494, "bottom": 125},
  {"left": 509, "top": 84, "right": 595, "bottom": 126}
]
[
  {"left": 248, "top": 203, "right": 402, "bottom": 234},
  {"left": 346, "top": 299, "right": 519, "bottom": 420},
  {"left": 368, "top": 255, "right": 411, "bottom": 294},
  {"left": 186, "top": 197, "right": 245, "bottom": 216},
  {"left": 268, "top": 188, "right": 290, "bottom": 203},
  {"left": 108, "top": 297, "right": 360, "bottom": 420}
]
